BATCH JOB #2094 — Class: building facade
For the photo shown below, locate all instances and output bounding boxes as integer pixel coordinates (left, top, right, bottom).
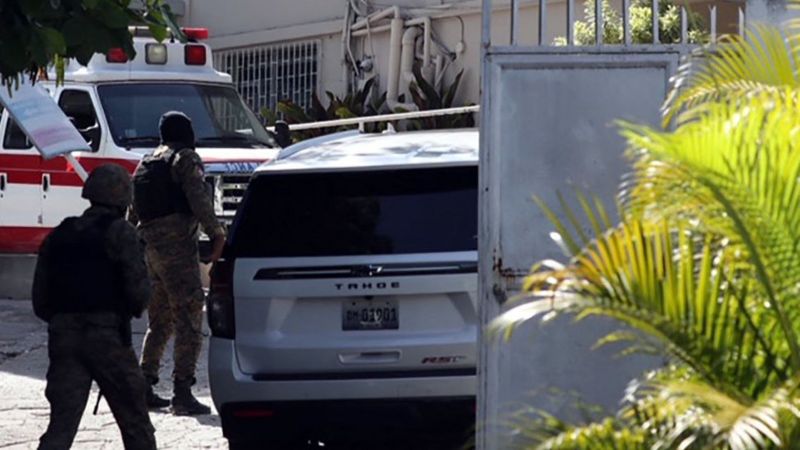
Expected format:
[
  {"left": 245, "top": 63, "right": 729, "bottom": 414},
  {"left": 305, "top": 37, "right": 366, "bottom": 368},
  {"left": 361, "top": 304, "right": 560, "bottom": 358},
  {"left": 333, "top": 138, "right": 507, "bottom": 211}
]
[{"left": 178, "top": 0, "right": 759, "bottom": 122}]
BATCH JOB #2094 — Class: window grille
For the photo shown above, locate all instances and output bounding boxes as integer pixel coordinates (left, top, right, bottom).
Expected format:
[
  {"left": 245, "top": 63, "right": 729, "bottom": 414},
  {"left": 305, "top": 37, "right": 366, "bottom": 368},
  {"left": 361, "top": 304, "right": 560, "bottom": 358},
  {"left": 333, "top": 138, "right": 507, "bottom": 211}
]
[{"left": 213, "top": 40, "right": 320, "bottom": 121}]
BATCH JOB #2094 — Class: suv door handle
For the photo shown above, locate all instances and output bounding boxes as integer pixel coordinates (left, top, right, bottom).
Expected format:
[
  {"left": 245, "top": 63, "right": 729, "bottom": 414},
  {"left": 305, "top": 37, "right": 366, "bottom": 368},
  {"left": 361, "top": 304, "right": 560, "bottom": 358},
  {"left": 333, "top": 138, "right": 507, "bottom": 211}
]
[
  {"left": 0, "top": 173, "right": 6, "bottom": 192},
  {"left": 42, "top": 174, "right": 50, "bottom": 192}
]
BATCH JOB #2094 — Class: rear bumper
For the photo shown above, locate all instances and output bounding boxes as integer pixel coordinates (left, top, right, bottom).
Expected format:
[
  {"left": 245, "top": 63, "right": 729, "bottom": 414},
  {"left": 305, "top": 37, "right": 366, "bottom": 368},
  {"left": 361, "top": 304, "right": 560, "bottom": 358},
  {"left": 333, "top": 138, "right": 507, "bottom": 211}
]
[
  {"left": 208, "top": 338, "right": 476, "bottom": 442},
  {"left": 209, "top": 338, "right": 476, "bottom": 403},
  {"left": 220, "top": 397, "right": 475, "bottom": 444}
]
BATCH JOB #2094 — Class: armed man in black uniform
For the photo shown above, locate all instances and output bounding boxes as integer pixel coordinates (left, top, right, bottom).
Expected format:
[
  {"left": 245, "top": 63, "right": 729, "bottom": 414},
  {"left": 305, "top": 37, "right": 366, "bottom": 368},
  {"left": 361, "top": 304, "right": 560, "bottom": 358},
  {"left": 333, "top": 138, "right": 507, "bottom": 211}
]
[{"left": 33, "top": 164, "right": 156, "bottom": 450}]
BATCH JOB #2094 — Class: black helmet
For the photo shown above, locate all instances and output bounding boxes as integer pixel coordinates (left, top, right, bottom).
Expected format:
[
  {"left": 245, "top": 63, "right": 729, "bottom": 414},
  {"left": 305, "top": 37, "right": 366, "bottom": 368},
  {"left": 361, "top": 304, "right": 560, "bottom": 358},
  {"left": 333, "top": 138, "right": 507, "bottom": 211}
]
[
  {"left": 81, "top": 164, "right": 132, "bottom": 208},
  {"left": 159, "top": 111, "right": 195, "bottom": 149}
]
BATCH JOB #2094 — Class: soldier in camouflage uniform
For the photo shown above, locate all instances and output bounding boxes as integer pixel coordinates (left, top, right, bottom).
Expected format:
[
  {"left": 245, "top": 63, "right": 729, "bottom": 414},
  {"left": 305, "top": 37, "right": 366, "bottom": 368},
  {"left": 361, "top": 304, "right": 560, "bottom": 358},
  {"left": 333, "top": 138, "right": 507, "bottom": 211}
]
[
  {"left": 132, "top": 111, "right": 225, "bottom": 415},
  {"left": 33, "top": 164, "right": 156, "bottom": 450}
]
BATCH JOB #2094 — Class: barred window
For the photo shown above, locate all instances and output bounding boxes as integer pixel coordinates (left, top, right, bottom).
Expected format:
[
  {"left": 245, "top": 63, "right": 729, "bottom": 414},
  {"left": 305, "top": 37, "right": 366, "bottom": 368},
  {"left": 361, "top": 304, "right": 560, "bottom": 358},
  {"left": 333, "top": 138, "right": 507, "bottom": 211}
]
[{"left": 213, "top": 40, "right": 320, "bottom": 122}]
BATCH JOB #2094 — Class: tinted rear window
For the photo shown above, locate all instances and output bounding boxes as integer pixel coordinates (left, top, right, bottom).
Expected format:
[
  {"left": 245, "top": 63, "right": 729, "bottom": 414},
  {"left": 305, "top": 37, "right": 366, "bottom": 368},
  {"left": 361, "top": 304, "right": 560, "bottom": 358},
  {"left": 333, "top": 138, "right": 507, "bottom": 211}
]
[{"left": 230, "top": 166, "right": 477, "bottom": 257}]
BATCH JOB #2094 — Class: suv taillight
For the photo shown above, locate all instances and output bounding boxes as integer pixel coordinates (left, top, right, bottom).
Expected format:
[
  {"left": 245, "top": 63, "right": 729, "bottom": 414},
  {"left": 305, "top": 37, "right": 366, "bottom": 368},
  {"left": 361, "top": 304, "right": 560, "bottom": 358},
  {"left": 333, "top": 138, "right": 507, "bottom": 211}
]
[{"left": 207, "top": 256, "right": 235, "bottom": 339}]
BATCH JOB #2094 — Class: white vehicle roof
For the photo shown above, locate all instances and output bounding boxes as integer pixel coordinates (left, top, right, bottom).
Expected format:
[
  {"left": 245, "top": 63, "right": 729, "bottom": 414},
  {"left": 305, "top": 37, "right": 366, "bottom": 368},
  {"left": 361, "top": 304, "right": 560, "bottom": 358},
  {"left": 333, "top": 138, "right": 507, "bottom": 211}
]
[
  {"left": 52, "top": 37, "right": 230, "bottom": 84},
  {"left": 257, "top": 128, "right": 478, "bottom": 174}
]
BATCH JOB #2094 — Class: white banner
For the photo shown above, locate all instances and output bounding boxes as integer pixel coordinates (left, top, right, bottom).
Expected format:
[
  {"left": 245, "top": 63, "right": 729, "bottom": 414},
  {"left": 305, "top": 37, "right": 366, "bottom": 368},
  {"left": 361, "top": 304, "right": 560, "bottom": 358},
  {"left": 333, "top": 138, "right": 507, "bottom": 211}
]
[{"left": 0, "top": 79, "right": 90, "bottom": 159}]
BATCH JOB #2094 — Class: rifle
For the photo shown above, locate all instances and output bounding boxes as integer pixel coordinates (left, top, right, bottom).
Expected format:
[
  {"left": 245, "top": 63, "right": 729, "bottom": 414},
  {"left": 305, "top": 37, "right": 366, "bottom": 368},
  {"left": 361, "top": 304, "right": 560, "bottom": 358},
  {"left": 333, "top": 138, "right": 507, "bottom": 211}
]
[{"left": 93, "top": 390, "right": 103, "bottom": 415}]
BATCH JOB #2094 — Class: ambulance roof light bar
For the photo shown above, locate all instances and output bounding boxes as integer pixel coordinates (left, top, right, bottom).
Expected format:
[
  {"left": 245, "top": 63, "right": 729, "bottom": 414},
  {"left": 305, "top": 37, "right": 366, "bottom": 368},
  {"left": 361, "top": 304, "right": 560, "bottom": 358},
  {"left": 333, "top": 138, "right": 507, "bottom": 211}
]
[
  {"left": 266, "top": 105, "right": 480, "bottom": 133},
  {"left": 128, "top": 26, "right": 210, "bottom": 41},
  {"left": 183, "top": 28, "right": 210, "bottom": 40}
]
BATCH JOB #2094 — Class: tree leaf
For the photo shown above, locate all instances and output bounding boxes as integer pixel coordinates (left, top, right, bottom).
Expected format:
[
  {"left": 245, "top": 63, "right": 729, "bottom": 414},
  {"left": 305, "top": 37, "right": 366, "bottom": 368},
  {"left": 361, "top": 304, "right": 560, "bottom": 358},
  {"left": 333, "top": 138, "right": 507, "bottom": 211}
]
[
  {"left": 443, "top": 69, "right": 464, "bottom": 109},
  {"left": 310, "top": 93, "right": 328, "bottom": 121},
  {"left": 147, "top": 23, "right": 168, "bottom": 42},
  {"left": 408, "top": 82, "right": 428, "bottom": 111},
  {"left": 37, "top": 27, "right": 66, "bottom": 55},
  {"left": 0, "top": 36, "right": 28, "bottom": 72},
  {"left": 354, "top": 77, "right": 375, "bottom": 107},
  {"left": 160, "top": 3, "right": 186, "bottom": 42},
  {"left": 412, "top": 64, "right": 441, "bottom": 109},
  {"left": 91, "top": 3, "right": 130, "bottom": 29},
  {"left": 62, "top": 17, "right": 89, "bottom": 46},
  {"left": 335, "top": 106, "right": 357, "bottom": 119}
]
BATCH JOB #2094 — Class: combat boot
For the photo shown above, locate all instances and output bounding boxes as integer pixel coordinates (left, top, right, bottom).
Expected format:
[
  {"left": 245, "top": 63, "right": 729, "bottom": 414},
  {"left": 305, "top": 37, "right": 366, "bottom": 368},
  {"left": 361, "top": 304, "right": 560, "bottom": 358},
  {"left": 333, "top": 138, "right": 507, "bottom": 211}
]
[
  {"left": 145, "top": 377, "right": 170, "bottom": 409},
  {"left": 171, "top": 379, "right": 211, "bottom": 416}
]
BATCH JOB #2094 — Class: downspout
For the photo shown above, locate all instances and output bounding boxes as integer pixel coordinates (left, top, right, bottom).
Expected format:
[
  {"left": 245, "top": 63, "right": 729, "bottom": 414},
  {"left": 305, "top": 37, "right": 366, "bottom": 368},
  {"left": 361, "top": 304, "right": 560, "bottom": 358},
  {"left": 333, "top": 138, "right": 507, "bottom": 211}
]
[
  {"left": 406, "top": 16, "right": 432, "bottom": 82},
  {"left": 387, "top": 24, "right": 424, "bottom": 111},
  {"left": 399, "top": 27, "right": 422, "bottom": 98},
  {"left": 341, "top": 2, "right": 352, "bottom": 90},
  {"left": 386, "top": 17, "right": 410, "bottom": 111}
]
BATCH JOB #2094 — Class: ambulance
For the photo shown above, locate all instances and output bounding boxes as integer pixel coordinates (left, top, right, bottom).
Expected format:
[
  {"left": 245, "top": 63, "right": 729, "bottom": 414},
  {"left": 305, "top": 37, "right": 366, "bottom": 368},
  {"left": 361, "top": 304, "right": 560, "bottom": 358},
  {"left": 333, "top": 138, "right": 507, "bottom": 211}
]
[{"left": 0, "top": 28, "right": 279, "bottom": 256}]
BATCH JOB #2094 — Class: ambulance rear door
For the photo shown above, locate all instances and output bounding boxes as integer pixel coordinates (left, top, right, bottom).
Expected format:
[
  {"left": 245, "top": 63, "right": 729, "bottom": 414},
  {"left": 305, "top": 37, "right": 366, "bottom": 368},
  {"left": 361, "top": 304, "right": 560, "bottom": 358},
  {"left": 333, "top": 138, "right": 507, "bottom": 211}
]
[
  {"left": 0, "top": 108, "right": 45, "bottom": 253},
  {"left": 40, "top": 86, "right": 103, "bottom": 227}
]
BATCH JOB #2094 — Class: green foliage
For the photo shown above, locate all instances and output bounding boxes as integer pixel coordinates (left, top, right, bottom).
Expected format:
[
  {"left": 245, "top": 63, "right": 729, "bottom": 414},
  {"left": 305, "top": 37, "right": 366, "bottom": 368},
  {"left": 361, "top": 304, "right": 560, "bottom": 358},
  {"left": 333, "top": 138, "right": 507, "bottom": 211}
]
[
  {"left": 261, "top": 77, "right": 385, "bottom": 143},
  {"left": 403, "top": 65, "right": 475, "bottom": 130},
  {"left": 492, "top": 24, "right": 800, "bottom": 449},
  {"left": 553, "top": 0, "right": 709, "bottom": 46},
  {"left": 262, "top": 67, "right": 476, "bottom": 144},
  {"left": 0, "top": 0, "right": 170, "bottom": 88}
]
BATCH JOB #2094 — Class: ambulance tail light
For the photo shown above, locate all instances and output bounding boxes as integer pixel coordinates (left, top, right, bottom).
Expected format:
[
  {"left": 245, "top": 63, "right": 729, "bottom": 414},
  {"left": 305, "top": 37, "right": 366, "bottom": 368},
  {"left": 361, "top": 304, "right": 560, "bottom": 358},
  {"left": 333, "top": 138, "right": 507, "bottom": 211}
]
[
  {"left": 106, "top": 48, "right": 129, "bottom": 63},
  {"left": 183, "top": 28, "right": 210, "bottom": 40},
  {"left": 208, "top": 255, "right": 235, "bottom": 339},
  {"left": 185, "top": 45, "right": 207, "bottom": 66}
]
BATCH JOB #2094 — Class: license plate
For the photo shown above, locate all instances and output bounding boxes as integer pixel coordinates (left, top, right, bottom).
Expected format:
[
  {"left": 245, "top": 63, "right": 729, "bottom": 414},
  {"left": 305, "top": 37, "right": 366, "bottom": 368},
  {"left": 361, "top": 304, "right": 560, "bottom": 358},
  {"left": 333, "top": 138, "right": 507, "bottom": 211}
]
[{"left": 342, "top": 299, "right": 399, "bottom": 331}]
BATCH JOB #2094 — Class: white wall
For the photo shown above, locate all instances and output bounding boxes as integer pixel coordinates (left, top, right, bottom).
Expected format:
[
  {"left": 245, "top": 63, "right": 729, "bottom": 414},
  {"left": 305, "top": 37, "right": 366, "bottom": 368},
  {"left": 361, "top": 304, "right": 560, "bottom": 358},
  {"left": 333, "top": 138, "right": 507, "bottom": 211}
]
[
  {"left": 186, "top": 1, "right": 576, "bottom": 112},
  {"left": 186, "top": 0, "right": 750, "bottom": 115},
  {"left": 185, "top": 0, "right": 344, "bottom": 37}
]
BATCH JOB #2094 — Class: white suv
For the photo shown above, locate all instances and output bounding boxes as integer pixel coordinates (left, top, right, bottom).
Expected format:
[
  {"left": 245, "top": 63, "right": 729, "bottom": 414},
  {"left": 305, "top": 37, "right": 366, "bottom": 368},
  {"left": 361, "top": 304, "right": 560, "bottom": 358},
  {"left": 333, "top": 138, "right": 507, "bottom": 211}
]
[{"left": 207, "top": 129, "right": 479, "bottom": 449}]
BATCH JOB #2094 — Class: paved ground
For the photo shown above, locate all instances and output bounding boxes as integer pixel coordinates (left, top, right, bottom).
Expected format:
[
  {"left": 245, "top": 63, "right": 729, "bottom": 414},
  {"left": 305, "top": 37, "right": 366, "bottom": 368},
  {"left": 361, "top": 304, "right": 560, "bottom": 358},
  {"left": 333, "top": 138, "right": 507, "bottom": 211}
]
[{"left": 0, "top": 300, "right": 226, "bottom": 449}]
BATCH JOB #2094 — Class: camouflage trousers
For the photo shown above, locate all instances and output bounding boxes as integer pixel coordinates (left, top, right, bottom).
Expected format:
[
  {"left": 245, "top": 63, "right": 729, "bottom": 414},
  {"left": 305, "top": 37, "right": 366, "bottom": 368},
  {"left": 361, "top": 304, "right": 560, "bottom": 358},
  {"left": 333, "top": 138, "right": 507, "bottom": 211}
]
[
  {"left": 139, "top": 234, "right": 205, "bottom": 384},
  {"left": 39, "top": 314, "right": 156, "bottom": 450}
]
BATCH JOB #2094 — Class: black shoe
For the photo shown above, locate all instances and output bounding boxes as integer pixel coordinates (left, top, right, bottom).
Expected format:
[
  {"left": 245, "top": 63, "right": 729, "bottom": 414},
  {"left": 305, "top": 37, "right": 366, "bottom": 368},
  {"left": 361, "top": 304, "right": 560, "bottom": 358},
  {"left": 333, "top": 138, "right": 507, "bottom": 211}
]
[
  {"left": 146, "top": 385, "right": 170, "bottom": 409},
  {"left": 171, "top": 383, "right": 211, "bottom": 416}
]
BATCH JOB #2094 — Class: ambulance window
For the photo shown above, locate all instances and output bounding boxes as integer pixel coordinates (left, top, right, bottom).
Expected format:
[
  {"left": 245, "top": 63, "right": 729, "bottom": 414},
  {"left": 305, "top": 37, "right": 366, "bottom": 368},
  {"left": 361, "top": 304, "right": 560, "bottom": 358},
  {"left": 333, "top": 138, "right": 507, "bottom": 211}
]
[
  {"left": 58, "top": 90, "right": 100, "bottom": 152},
  {"left": 3, "top": 119, "right": 32, "bottom": 150}
]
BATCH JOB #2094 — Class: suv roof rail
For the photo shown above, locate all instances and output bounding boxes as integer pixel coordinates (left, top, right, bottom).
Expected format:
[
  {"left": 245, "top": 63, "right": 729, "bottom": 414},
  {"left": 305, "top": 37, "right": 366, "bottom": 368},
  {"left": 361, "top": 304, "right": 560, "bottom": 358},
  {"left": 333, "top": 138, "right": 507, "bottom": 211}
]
[
  {"left": 276, "top": 130, "right": 361, "bottom": 160},
  {"left": 266, "top": 105, "right": 480, "bottom": 133}
]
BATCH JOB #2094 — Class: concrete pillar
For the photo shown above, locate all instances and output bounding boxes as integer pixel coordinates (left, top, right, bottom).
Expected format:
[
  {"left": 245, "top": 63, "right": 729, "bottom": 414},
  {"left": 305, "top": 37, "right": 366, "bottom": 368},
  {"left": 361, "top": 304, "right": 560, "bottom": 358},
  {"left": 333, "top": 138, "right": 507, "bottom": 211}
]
[{"left": 746, "top": 0, "right": 792, "bottom": 26}]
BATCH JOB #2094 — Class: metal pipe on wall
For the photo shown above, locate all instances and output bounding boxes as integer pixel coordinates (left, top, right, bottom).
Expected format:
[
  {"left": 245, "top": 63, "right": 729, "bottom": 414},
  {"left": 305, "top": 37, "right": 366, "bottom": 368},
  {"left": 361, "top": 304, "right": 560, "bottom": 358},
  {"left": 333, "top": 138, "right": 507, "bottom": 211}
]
[
  {"left": 405, "top": 16, "right": 432, "bottom": 81},
  {"left": 351, "top": 6, "right": 401, "bottom": 31},
  {"left": 351, "top": 24, "right": 391, "bottom": 37},
  {"left": 400, "top": 26, "right": 422, "bottom": 93},
  {"left": 341, "top": 2, "right": 352, "bottom": 88},
  {"left": 386, "top": 17, "right": 405, "bottom": 105}
]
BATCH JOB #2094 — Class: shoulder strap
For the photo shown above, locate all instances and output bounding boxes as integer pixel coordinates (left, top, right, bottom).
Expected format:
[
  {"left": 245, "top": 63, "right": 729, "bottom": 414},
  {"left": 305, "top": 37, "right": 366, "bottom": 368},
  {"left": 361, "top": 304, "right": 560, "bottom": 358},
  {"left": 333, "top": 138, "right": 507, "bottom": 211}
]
[{"left": 167, "top": 147, "right": 182, "bottom": 165}]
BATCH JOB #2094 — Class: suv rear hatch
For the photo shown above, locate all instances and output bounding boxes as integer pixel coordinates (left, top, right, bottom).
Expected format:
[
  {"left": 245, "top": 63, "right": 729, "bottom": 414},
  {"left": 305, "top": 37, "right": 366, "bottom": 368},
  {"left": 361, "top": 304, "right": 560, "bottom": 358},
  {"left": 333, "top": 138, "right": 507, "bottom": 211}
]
[{"left": 228, "top": 165, "right": 478, "bottom": 378}]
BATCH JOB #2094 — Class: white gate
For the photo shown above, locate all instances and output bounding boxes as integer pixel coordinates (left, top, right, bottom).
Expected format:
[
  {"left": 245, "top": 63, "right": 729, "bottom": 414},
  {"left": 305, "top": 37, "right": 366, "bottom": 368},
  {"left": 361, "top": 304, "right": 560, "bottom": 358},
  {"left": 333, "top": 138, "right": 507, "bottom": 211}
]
[{"left": 477, "top": 1, "right": 744, "bottom": 448}]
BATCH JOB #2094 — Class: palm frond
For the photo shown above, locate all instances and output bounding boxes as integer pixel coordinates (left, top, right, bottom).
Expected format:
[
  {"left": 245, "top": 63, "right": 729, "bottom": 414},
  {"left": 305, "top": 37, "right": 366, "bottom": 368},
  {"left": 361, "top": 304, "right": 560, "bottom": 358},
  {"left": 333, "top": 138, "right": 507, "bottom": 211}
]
[
  {"left": 621, "top": 94, "right": 800, "bottom": 371},
  {"left": 663, "top": 25, "right": 799, "bottom": 126}
]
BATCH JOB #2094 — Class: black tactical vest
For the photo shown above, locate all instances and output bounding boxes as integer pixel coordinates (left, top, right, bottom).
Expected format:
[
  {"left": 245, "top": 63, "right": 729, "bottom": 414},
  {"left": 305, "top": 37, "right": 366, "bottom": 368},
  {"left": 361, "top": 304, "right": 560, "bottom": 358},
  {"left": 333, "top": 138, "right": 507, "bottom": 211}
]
[
  {"left": 132, "top": 148, "right": 192, "bottom": 222},
  {"left": 46, "top": 215, "right": 125, "bottom": 315}
]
